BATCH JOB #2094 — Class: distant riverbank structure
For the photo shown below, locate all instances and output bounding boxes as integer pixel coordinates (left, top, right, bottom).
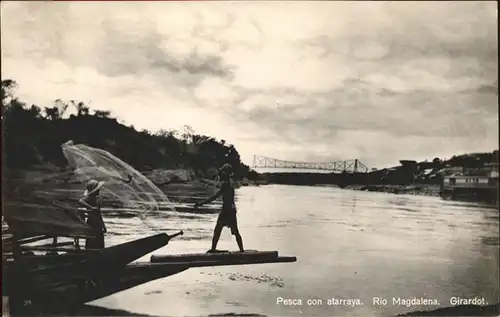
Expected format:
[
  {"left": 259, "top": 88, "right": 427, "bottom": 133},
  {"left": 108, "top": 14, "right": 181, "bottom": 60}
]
[{"left": 441, "top": 163, "right": 499, "bottom": 202}]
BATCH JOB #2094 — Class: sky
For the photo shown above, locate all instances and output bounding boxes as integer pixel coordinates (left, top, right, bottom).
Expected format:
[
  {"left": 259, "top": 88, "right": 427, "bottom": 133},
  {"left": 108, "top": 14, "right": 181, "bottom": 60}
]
[{"left": 1, "top": 1, "right": 498, "bottom": 169}]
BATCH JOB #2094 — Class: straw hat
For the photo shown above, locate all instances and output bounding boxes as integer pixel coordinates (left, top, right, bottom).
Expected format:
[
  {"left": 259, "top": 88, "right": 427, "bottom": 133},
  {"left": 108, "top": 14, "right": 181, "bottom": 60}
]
[
  {"left": 84, "top": 179, "right": 105, "bottom": 196},
  {"left": 218, "top": 163, "right": 234, "bottom": 177}
]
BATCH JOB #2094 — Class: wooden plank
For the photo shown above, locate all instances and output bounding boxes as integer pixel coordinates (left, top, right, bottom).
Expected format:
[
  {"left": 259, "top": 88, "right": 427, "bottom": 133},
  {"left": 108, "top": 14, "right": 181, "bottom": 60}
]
[
  {"left": 2, "top": 296, "right": 9, "bottom": 317},
  {"left": 17, "top": 235, "right": 52, "bottom": 245},
  {"left": 150, "top": 250, "right": 279, "bottom": 263},
  {"left": 13, "top": 253, "right": 86, "bottom": 265},
  {"left": 145, "top": 255, "right": 297, "bottom": 268},
  {"left": 22, "top": 241, "right": 75, "bottom": 249},
  {"left": 15, "top": 254, "right": 88, "bottom": 274},
  {"left": 19, "top": 246, "right": 96, "bottom": 253},
  {"left": 2, "top": 242, "right": 14, "bottom": 253},
  {"left": 2, "top": 253, "right": 14, "bottom": 262}
]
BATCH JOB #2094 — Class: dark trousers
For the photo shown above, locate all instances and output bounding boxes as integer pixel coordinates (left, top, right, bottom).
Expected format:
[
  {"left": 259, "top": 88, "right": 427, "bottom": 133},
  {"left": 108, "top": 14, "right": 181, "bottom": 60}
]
[{"left": 85, "top": 215, "right": 105, "bottom": 249}]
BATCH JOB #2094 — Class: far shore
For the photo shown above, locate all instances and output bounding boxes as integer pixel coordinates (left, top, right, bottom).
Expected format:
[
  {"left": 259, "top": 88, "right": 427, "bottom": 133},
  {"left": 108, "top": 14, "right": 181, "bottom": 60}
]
[
  {"left": 253, "top": 182, "right": 442, "bottom": 198},
  {"left": 345, "top": 184, "right": 441, "bottom": 197},
  {"left": 4, "top": 166, "right": 445, "bottom": 202}
]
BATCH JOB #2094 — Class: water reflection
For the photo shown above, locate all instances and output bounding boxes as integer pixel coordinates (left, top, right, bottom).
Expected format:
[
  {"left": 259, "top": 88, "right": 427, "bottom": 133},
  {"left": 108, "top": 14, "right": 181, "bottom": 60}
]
[{"left": 92, "top": 185, "right": 498, "bottom": 317}]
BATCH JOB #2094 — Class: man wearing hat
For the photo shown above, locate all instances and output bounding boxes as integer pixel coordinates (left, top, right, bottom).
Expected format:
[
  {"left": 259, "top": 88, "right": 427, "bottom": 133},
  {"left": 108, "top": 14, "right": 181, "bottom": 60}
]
[
  {"left": 193, "top": 163, "right": 244, "bottom": 253},
  {"left": 78, "top": 179, "right": 107, "bottom": 249}
]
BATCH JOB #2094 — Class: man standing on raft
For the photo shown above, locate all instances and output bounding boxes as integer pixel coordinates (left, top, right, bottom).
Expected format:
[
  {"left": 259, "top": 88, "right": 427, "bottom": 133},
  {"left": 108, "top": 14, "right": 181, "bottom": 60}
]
[{"left": 193, "top": 163, "right": 244, "bottom": 253}]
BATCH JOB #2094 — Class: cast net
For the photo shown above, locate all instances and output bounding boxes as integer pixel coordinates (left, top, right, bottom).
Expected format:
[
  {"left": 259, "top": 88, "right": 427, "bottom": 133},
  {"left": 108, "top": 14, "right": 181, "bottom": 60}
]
[{"left": 61, "top": 140, "right": 176, "bottom": 230}]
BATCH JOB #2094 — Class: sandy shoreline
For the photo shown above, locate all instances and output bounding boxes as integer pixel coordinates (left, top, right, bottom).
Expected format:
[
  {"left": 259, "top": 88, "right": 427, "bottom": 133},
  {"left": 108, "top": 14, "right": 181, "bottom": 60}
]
[
  {"left": 395, "top": 303, "right": 500, "bottom": 316},
  {"left": 68, "top": 302, "right": 500, "bottom": 317}
]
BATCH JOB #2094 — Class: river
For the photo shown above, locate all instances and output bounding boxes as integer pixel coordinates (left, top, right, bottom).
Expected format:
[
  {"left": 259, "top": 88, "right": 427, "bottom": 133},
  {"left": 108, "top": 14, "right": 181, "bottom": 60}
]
[{"left": 90, "top": 185, "right": 499, "bottom": 317}]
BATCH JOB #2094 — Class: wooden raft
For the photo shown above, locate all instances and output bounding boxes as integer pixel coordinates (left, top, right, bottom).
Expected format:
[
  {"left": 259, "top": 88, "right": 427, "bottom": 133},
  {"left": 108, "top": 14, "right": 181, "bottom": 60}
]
[{"left": 150, "top": 250, "right": 297, "bottom": 266}]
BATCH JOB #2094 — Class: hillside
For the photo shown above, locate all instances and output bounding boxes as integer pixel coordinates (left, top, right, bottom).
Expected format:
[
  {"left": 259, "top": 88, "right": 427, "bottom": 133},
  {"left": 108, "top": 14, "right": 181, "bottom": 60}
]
[
  {"left": 1, "top": 79, "right": 259, "bottom": 181},
  {"left": 366, "top": 152, "right": 499, "bottom": 185}
]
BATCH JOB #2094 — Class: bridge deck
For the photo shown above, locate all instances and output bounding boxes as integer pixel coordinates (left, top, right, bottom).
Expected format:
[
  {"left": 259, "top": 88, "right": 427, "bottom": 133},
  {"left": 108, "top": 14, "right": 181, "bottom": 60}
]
[{"left": 252, "top": 155, "right": 369, "bottom": 173}]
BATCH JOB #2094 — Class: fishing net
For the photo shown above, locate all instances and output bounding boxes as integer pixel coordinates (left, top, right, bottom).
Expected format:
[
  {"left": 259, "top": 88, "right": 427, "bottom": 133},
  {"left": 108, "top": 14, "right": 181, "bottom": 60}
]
[{"left": 61, "top": 140, "right": 176, "bottom": 230}]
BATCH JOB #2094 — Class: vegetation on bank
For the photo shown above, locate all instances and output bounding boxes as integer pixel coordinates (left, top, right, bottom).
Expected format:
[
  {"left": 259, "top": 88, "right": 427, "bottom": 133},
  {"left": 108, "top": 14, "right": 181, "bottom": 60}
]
[{"left": 1, "top": 79, "right": 258, "bottom": 180}]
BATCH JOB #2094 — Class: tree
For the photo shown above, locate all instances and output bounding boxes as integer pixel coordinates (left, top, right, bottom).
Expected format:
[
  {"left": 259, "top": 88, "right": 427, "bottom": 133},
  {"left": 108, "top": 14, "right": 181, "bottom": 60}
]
[
  {"left": 28, "top": 105, "right": 42, "bottom": 118},
  {"left": 156, "top": 129, "right": 177, "bottom": 138},
  {"left": 53, "top": 99, "right": 69, "bottom": 118},
  {"left": 94, "top": 110, "right": 111, "bottom": 118},
  {"left": 1, "top": 79, "right": 17, "bottom": 119},
  {"left": 1, "top": 79, "right": 16, "bottom": 106},
  {"left": 44, "top": 106, "right": 61, "bottom": 120},
  {"left": 181, "top": 125, "right": 195, "bottom": 142},
  {"left": 432, "top": 157, "right": 441, "bottom": 164},
  {"left": 72, "top": 101, "right": 90, "bottom": 116}
]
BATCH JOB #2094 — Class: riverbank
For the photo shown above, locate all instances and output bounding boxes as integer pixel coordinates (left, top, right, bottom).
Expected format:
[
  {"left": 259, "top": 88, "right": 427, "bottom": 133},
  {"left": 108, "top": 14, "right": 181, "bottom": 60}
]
[
  {"left": 4, "top": 167, "right": 446, "bottom": 205},
  {"left": 66, "top": 302, "right": 500, "bottom": 316},
  {"left": 396, "top": 303, "right": 500, "bottom": 316},
  {"left": 345, "top": 184, "right": 441, "bottom": 197}
]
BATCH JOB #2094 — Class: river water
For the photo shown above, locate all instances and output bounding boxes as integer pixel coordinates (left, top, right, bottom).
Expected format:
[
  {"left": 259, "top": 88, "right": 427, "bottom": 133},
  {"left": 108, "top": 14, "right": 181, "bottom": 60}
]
[{"left": 90, "top": 185, "right": 499, "bottom": 317}]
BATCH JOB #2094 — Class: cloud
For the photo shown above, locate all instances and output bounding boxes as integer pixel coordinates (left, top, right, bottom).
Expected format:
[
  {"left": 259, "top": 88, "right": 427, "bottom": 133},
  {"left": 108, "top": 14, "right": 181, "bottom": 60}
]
[{"left": 1, "top": 1, "right": 497, "bottom": 168}]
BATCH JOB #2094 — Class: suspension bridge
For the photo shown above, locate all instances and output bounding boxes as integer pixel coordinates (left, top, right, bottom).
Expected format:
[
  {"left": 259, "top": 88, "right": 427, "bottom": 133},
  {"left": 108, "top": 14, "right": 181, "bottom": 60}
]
[{"left": 252, "top": 155, "right": 369, "bottom": 173}]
